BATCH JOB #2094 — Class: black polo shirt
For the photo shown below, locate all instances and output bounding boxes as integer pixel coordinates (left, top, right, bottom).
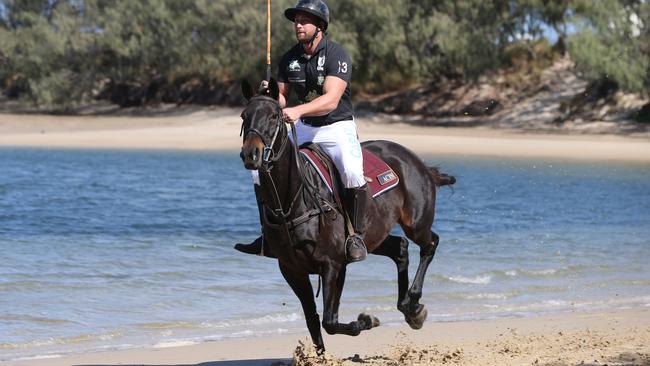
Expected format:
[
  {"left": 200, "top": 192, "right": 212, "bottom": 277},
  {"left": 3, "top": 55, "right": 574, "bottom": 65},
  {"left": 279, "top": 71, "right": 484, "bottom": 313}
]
[{"left": 278, "top": 37, "right": 353, "bottom": 126}]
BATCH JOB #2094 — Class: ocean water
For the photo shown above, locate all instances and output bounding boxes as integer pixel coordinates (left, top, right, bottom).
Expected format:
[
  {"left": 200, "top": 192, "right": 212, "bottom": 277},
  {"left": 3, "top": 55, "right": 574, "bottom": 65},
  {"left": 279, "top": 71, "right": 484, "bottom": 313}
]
[{"left": 1, "top": 147, "right": 649, "bottom": 361}]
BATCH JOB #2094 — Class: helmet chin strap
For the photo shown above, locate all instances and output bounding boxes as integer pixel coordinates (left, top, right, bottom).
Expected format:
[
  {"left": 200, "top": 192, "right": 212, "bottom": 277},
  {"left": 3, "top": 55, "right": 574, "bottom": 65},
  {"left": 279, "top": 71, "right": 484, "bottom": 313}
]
[
  {"left": 302, "top": 27, "right": 320, "bottom": 51},
  {"left": 300, "top": 20, "right": 325, "bottom": 50},
  {"left": 308, "top": 28, "right": 320, "bottom": 49}
]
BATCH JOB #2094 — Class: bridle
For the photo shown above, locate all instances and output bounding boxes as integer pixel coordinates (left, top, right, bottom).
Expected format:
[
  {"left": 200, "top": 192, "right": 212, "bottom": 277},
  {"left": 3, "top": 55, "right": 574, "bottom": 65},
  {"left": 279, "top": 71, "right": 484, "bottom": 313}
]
[
  {"left": 240, "top": 96, "right": 289, "bottom": 168},
  {"left": 240, "top": 97, "right": 305, "bottom": 228}
]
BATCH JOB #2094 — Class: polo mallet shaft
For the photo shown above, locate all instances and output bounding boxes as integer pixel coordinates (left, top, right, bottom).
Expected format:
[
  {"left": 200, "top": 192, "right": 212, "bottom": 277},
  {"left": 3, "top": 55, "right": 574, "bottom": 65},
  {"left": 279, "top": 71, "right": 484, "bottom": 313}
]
[{"left": 266, "top": 0, "right": 272, "bottom": 81}]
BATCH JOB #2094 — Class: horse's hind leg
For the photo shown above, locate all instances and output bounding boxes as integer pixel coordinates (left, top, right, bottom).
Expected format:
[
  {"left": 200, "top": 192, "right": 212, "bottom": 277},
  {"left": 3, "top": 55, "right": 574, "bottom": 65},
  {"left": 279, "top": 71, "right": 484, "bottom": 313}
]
[
  {"left": 400, "top": 230, "right": 439, "bottom": 330},
  {"left": 371, "top": 235, "right": 410, "bottom": 313},
  {"left": 321, "top": 264, "right": 380, "bottom": 337}
]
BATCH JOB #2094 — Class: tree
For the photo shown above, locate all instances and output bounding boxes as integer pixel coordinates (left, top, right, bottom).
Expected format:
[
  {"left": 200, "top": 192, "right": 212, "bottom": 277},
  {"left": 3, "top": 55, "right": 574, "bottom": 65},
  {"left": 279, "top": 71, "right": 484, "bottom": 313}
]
[{"left": 567, "top": 0, "right": 649, "bottom": 93}]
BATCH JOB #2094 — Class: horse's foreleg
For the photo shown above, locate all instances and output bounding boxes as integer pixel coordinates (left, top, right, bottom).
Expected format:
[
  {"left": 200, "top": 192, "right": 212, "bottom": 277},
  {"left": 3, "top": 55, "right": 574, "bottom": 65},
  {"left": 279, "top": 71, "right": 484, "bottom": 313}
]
[
  {"left": 321, "top": 265, "right": 380, "bottom": 336},
  {"left": 371, "top": 235, "right": 410, "bottom": 312},
  {"left": 278, "top": 263, "right": 324, "bottom": 353},
  {"left": 401, "top": 230, "right": 439, "bottom": 330}
]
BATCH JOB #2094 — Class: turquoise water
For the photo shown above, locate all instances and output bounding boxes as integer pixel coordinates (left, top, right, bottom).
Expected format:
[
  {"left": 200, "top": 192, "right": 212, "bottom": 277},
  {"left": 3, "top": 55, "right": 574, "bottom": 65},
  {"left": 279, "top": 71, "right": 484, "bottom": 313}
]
[{"left": 1, "top": 148, "right": 649, "bottom": 361}]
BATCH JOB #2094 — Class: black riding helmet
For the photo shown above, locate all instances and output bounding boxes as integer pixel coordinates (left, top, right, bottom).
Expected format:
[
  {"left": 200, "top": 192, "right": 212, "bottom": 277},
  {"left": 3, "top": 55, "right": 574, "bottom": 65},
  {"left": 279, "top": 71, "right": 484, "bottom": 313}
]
[{"left": 284, "top": 0, "right": 330, "bottom": 31}]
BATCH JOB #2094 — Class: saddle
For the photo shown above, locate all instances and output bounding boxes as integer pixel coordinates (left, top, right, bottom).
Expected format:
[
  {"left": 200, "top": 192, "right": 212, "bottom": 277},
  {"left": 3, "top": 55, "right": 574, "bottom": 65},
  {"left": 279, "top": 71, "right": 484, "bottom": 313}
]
[{"left": 299, "top": 143, "right": 399, "bottom": 199}]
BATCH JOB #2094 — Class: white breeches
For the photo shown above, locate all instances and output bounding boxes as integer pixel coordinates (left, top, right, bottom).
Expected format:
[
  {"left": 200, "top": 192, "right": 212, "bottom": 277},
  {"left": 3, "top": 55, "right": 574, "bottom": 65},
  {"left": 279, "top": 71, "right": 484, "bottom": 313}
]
[{"left": 250, "top": 118, "right": 365, "bottom": 188}]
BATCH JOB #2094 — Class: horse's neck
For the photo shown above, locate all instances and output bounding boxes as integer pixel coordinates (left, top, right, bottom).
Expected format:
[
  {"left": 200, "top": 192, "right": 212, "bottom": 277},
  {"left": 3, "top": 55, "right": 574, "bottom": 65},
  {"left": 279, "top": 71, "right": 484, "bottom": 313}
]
[{"left": 260, "top": 141, "right": 301, "bottom": 208}]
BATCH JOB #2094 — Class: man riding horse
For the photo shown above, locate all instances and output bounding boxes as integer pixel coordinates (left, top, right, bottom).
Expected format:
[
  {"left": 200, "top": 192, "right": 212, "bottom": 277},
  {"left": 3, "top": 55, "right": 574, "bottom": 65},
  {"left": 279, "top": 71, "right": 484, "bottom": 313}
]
[
  {"left": 235, "top": 0, "right": 368, "bottom": 263},
  {"left": 238, "top": 1, "right": 456, "bottom": 352}
]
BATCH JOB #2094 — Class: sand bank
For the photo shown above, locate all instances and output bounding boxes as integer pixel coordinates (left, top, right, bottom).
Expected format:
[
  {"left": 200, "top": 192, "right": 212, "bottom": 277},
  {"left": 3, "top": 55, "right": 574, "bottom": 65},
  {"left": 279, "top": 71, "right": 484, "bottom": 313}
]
[
  {"left": 1, "top": 110, "right": 650, "bottom": 163},
  {"left": 4, "top": 308, "right": 649, "bottom": 366}
]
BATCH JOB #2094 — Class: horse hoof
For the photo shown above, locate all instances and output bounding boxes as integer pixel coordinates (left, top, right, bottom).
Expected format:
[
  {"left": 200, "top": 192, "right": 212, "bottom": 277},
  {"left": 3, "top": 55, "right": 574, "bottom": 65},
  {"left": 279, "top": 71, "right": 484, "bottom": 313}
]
[
  {"left": 316, "top": 346, "right": 325, "bottom": 356},
  {"left": 358, "top": 313, "right": 380, "bottom": 330},
  {"left": 405, "top": 305, "right": 428, "bottom": 330}
]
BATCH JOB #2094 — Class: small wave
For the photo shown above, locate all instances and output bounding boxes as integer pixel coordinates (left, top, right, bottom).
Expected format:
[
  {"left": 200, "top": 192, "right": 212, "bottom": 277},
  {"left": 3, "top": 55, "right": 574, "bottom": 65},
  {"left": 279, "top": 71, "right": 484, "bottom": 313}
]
[
  {"left": 464, "top": 292, "right": 511, "bottom": 300},
  {"left": 495, "top": 265, "right": 612, "bottom": 279},
  {"left": 0, "top": 314, "right": 78, "bottom": 325},
  {"left": 489, "top": 295, "right": 650, "bottom": 315},
  {"left": 496, "top": 268, "right": 559, "bottom": 278},
  {"left": 153, "top": 340, "right": 198, "bottom": 349},
  {"left": 11, "top": 354, "right": 62, "bottom": 361},
  {"left": 444, "top": 290, "right": 519, "bottom": 301},
  {"left": 540, "top": 299, "right": 569, "bottom": 307},
  {"left": 483, "top": 299, "right": 572, "bottom": 314},
  {"left": 200, "top": 312, "right": 302, "bottom": 329},
  {"left": 522, "top": 268, "right": 559, "bottom": 276},
  {"left": 448, "top": 275, "right": 491, "bottom": 285},
  {"left": 361, "top": 305, "right": 395, "bottom": 313},
  {"left": 228, "top": 327, "right": 291, "bottom": 339},
  {"left": 0, "top": 281, "right": 48, "bottom": 292},
  {"left": 180, "top": 243, "right": 221, "bottom": 252},
  {"left": 607, "top": 279, "right": 650, "bottom": 286},
  {"left": 136, "top": 321, "right": 196, "bottom": 330},
  {"left": 2, "top": 331, "right": 124, "bottom": 350}
]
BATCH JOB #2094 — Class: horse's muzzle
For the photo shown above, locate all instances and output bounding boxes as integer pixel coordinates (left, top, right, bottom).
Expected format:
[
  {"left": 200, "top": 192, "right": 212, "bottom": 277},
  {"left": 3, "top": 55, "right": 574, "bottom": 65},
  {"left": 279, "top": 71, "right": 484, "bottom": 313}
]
[{"left": 241, "top": 135, "right": 264, "bottom": 170}]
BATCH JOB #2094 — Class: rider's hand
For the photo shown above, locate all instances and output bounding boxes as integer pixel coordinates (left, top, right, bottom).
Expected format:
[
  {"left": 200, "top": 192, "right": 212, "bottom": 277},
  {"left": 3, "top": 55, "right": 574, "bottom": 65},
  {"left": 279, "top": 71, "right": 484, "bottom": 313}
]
[
  {"left": 283, "top": 107, "right": 301, "bottom": 123},
  {"left": 258, "top": 80, "right": 269, "bottom": 94}
]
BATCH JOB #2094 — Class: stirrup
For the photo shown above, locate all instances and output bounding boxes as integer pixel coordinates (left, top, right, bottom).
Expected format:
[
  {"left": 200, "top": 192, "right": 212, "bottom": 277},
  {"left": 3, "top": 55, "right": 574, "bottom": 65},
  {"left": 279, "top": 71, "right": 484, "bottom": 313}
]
[{"left": 345, "top": 234, "right": 367, "bottom": 263}]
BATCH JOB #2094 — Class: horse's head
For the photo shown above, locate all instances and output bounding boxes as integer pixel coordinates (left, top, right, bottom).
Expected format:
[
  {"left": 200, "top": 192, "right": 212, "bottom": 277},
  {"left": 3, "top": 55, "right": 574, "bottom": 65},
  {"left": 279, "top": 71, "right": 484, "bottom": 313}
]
[{"left": 239, "top": 79, "right": 287, "bottom": 170}]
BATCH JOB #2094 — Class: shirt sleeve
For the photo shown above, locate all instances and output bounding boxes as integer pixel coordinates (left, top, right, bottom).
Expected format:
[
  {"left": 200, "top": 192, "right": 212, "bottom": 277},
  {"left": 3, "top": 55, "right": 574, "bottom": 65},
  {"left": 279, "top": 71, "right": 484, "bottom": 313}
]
[
  {"left": 277, "top": 53, "right": 289, "bottom": 83},
  {"left": 325, "top": 44, "right": 352, "bottom": 83}
]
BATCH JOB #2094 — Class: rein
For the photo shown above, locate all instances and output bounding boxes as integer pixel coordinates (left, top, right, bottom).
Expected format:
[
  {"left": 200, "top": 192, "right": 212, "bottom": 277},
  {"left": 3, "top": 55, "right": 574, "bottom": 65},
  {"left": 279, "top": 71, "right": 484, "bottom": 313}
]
[{"left": 261, "top": 124, "right": 330, "bottom": 234}]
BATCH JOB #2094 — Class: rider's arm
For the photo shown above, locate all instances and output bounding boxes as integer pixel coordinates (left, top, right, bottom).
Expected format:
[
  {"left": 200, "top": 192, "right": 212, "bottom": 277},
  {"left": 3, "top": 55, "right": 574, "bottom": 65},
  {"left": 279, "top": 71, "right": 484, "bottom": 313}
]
[
  {"left": 282, "top": 77, "right": 346, "bottom": 121},
  {"left": 278, "top": 82, "right": 290, "bottom": 108}
]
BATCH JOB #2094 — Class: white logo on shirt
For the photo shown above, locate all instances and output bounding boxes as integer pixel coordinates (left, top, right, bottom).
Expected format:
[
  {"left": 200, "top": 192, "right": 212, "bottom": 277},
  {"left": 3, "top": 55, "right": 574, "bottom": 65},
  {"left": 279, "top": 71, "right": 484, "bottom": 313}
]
[
  {"left": 288, "top": 60, "right": 300, "bottom": 71},
  {"left": 317, "top": 56, "right": 325, "bottom": 71}
]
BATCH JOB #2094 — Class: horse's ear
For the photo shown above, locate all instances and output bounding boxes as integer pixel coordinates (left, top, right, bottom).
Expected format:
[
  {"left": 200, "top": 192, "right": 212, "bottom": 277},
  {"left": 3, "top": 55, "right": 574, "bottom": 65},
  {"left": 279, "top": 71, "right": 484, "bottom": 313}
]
[
  {"left": 241, "top": 80, "right": 254, "bottom": 101},
  {"left": 268, "top": 78, "right": 280, "bottom": 101}
]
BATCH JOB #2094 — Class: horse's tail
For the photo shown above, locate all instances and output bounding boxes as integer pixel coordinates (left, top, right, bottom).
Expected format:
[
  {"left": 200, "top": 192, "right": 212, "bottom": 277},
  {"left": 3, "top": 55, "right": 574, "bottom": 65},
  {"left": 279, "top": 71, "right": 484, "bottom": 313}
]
[{"left": 429, "top": 167, "right": 456, "bottom": 187}]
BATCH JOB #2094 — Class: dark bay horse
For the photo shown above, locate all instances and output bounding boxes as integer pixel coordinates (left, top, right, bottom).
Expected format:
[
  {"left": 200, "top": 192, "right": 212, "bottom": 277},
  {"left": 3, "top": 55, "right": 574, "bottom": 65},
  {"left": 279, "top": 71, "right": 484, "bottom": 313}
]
[{"left": 239, "top": 80, "right": 455, "bottom": 353}]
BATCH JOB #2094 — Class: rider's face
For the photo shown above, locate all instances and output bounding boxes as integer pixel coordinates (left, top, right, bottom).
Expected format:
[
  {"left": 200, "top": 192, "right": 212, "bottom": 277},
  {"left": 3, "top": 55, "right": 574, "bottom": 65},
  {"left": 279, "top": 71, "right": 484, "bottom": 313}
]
[{"left": 294, "top": 12, "right": 320, "bottom": 43}]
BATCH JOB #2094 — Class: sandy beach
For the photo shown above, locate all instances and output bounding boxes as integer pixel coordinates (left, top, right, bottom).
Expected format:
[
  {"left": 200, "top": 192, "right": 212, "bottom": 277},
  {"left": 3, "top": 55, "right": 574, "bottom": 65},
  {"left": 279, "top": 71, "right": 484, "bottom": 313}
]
[
  {"left": 4, "top": 308, "right": 649, "bottom": 366},
  {"left": 1, "top": 109, "right": 649, "bottom": 366},
  {"left": 1, "top": 109, "right": 650, "bottom": 163}
]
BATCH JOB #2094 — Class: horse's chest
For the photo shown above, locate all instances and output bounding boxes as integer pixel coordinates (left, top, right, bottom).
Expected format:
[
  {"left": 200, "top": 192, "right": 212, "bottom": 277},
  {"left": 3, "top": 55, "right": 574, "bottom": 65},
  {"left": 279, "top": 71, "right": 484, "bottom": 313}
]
[{"left": 267, "top": 215, "right": 345, "bottom": 262}]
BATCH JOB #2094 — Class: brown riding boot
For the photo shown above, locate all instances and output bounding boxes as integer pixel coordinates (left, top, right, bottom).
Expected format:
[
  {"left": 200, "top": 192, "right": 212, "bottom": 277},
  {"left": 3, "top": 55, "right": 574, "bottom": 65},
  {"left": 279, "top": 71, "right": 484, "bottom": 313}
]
[
  {"left": 344, "top": 184, "right": 369, "bottom": 263},
  {"left": 234, "top": 185, "right": 275, "bottom": 258}
]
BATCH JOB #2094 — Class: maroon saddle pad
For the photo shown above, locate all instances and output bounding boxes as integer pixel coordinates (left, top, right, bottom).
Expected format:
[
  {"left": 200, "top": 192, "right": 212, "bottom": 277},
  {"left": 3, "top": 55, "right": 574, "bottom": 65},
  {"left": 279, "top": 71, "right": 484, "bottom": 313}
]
[{"left": 299, "top": 147, "right": 399, "bottom": 198}]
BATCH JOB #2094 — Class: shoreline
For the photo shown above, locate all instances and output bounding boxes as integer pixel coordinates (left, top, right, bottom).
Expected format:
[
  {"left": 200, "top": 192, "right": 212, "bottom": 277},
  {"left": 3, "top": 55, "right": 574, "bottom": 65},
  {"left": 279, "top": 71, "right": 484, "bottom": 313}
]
[
  {"left": 1, "top": 111, "right": 650, "bottom": 163},
  {"left": 4, "top": 307, "right": 649, "bottom": 366}
]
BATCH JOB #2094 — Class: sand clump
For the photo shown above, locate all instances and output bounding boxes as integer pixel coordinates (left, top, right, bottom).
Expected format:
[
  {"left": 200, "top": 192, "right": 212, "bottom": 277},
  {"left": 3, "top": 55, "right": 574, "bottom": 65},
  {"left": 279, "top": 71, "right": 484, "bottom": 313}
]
[
  {"left": 279, "top": 326, "right": 650, "bottom": 366},
  {"left": 286, "top": 340, "right": 466, "bottom": 366}
]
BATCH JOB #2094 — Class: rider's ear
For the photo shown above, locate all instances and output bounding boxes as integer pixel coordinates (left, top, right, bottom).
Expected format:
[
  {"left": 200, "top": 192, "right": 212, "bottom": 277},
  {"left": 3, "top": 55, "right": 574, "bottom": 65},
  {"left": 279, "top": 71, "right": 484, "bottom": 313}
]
[
  {"left": 268, "top": 78, "right": 279, "bottom": 100},
  {"left": 241, "top": 80, "right": 254, "bottom": 101}
]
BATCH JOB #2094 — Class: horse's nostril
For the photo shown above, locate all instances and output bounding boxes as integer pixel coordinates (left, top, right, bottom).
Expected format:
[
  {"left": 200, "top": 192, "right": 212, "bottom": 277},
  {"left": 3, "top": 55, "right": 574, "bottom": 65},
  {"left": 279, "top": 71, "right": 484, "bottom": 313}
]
[
  {"left": 253, "top": 148, "right": 259, "bottom": 162},
  {"left": 240, "top": 150, "right": 245, "bottom": 161}
]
